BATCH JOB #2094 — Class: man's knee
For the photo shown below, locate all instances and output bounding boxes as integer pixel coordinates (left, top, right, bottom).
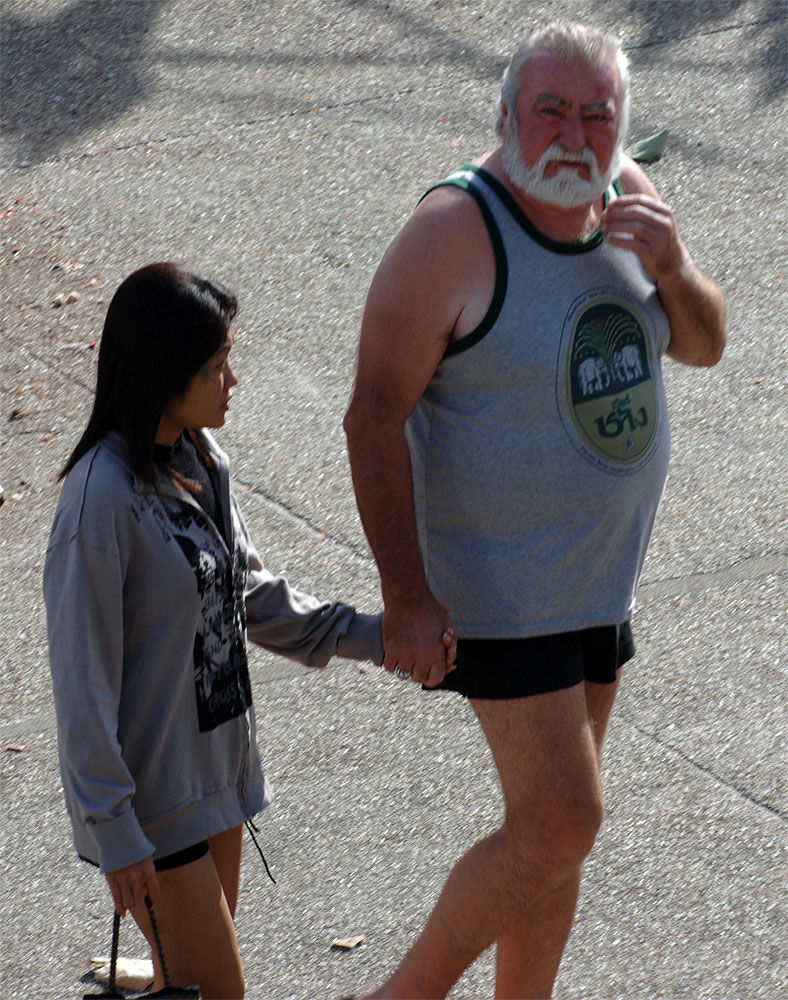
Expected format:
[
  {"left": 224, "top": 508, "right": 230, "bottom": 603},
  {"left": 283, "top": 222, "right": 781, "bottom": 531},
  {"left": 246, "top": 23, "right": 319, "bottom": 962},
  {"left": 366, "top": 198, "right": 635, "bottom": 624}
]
[
  {"left": 508, "top": 790, "right": 604, "bottom": 870},
  {"left": 559, "top": 793, "right": 605, "bottom": 861}
]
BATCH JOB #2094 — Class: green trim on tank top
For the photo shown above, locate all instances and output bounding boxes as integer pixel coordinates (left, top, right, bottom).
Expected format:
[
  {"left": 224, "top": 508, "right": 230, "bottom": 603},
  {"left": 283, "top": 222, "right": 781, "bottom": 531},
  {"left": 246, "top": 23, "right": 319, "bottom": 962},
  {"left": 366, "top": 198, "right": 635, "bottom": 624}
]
[
  {"left": 418, "top": 167, "right": 622, "bottom": 358},
  {"left": 464, "top": 164, "right": 617, "bottom": 254},
  {"left": 423, "top": 175, "right": 509, "bottom": 358}
]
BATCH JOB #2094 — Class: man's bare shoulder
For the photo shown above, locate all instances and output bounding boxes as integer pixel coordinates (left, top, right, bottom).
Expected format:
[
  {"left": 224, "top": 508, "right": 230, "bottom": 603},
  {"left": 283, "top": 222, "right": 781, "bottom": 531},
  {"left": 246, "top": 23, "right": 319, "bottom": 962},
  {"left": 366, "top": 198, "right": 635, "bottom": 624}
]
[
  {"left": 372, "top": 178, "right": 494, "bottom": 309},
  {"left": 408, "top": 179, "right": 490, "bottom": 245},
  {"left": 360, "top": 174, "right": 496, "bottom": 363},
  {"left": 617, "top": 154, "right": 660, "bottom": 199}
]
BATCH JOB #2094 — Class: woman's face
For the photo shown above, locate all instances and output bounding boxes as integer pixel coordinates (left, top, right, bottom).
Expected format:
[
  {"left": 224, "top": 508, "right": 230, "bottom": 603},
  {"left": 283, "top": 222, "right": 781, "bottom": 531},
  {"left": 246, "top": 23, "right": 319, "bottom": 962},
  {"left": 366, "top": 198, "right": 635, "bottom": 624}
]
[{"left": 156, "top": 332, "right": 238, "bottom": 445}]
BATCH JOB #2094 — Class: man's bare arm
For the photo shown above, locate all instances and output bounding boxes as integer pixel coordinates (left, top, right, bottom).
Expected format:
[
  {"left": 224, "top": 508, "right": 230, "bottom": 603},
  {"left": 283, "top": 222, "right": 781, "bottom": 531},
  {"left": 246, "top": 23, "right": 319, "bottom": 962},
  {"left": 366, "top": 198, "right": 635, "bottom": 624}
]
[
  {"left": 344, "top": 188, "right": 486, "bottom": 686},
  {"left": 601, "top": 156, "right": 727, "bottom": 367}
]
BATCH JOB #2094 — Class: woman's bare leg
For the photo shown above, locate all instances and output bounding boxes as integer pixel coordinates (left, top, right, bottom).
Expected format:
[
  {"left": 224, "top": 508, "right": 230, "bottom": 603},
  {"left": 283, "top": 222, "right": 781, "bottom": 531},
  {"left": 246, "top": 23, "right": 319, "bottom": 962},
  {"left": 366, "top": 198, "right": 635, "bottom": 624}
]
[{"left": 130, "top": 825, "right": 245, "bottom": 999}]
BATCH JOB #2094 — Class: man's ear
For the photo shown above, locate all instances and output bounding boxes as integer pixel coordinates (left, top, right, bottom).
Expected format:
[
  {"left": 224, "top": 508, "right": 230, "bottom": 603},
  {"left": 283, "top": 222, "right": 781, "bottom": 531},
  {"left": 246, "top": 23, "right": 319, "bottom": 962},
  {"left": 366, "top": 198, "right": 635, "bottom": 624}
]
[{"left": 498, "top": 95, "right": 511, "bottom": 137}]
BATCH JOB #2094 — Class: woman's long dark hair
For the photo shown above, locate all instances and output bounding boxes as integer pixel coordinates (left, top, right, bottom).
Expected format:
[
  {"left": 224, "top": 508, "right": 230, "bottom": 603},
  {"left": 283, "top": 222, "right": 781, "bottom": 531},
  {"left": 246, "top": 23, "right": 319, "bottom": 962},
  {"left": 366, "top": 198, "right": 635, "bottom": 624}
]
[{"left": 59, "top": 262, "right": 238, "bottom": 483}]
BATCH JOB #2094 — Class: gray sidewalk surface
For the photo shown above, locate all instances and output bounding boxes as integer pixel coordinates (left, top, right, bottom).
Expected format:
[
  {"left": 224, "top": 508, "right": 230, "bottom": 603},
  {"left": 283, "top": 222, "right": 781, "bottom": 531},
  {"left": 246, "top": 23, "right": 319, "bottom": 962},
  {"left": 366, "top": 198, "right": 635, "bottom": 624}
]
[{"left": 1, "top": 2, "right": 786, "bottom": 997}]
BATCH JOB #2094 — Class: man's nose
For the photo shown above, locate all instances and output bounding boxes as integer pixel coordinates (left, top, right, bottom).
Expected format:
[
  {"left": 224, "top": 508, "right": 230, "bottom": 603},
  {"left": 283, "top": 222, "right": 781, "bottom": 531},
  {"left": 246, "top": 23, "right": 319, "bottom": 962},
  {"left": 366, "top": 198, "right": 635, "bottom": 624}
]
[{"left": 559, "top": 113, "right": 586, "bottom": 150}]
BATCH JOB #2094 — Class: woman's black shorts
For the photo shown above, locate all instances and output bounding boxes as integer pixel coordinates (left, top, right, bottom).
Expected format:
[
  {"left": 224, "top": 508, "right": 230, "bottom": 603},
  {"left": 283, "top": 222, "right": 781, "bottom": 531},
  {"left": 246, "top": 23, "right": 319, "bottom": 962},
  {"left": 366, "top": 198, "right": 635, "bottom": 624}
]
[
  {"left": 154, "top": 841, "right": 209, "bottom": 871},
  {"left": 429, "top": 621, "right": 635, "bottom": 700},
  {"left": 80, "top": 839, "right": 209, "bottom": 872}
]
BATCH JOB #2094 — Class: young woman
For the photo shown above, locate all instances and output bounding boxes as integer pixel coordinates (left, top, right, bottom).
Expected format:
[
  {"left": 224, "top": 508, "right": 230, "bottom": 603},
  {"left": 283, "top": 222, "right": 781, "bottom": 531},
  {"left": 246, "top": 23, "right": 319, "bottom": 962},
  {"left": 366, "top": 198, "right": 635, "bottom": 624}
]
[{"left": 43, "top": 263, "right": 389, "bottom": 998}]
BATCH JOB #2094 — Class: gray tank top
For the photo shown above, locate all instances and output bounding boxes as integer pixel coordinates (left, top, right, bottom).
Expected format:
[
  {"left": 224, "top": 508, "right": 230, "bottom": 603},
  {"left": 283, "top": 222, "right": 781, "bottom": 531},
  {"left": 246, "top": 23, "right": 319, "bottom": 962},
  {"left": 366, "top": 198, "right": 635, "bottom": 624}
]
[{"left": 405, "top": 165, "right": 672, "bottom": 637}]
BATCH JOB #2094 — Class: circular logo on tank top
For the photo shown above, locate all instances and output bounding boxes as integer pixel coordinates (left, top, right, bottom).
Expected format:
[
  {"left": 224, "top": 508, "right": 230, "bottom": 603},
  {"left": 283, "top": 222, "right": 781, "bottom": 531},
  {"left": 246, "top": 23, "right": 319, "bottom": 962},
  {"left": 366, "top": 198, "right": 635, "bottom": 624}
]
[{"left": 557, "top": 288, "right": 661, "bottom": 475}]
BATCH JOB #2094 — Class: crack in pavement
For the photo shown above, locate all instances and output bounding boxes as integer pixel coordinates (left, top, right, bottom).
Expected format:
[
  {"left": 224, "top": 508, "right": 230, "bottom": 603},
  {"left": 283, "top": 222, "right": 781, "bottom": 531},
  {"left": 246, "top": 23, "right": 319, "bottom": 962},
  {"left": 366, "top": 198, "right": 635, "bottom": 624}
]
[
  {"left": 638, "top": 552, "right": 787, "bottom": 603},
  {"left": 621, "top": 713, "right": 787, "bottom": 823},
  {"left": 629, "top": 13, "right": 786, "bottom": 51},
  {"left": 5, "top": 11, "right": 784, "bottom": 175},
  {"left": 233, "top": 474, "right": 371, "bottom": 561}
]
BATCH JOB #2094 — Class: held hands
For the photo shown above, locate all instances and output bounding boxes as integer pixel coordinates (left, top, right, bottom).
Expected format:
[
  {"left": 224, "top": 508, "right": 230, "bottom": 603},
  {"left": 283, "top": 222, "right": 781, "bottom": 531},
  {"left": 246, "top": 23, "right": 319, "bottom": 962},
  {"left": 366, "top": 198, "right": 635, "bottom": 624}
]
[
  {"left": 382, "top": 598, "right": 458, "bottom": 689},
  {"left": 105, "top": 855, "right": 159, "bottom": 916},
  {"left": 600, "top": 194, "right": 688, "bottom": 281}
]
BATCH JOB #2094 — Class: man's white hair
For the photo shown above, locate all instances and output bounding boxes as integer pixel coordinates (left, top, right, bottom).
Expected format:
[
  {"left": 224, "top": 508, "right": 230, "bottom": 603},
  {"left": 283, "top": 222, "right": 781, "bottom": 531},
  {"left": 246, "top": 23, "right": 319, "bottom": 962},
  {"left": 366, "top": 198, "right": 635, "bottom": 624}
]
[{"left": 495, "top": 21, "right": 630, "bottom": 144}]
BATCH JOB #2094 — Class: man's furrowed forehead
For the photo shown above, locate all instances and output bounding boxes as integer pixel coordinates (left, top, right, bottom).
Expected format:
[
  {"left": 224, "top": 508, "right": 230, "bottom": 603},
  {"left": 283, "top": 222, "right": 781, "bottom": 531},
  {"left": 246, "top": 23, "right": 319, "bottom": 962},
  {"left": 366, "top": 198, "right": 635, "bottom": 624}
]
[
  {"left": 519, "top": 52, "right": 622, "bottom": 106},
  {"left": 532, "top": 91, "right": 617, "bottom": 113}
]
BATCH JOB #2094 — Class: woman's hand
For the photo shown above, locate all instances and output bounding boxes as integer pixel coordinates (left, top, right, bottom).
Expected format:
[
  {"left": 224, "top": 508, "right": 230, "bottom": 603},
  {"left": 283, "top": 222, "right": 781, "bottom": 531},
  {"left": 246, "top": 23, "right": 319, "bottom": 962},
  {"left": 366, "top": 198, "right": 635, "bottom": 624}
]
[{"left": 105, "top": 856, "right": 159, "bottom": 916}]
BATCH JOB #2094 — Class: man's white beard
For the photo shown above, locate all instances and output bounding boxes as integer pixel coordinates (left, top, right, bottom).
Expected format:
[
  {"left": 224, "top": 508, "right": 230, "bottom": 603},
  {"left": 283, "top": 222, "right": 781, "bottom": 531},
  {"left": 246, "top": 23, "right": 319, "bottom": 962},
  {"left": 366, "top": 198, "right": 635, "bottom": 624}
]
[{"left": 502, "top": 124, "right": 621, "bottom": 209}]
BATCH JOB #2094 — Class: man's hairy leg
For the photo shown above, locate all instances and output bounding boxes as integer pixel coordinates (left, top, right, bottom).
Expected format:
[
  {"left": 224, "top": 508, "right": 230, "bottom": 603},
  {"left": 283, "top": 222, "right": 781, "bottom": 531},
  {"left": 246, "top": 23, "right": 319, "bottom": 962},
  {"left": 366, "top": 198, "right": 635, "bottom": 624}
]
[
  {"left": 362, "top": 681, "right": 607, "bottom": 1000},
  {"left": 493, "top": 678, "right": 620, "bottom": 999},
  {"left": 493, "top": 868, "right": 582, "bottom": 999}
]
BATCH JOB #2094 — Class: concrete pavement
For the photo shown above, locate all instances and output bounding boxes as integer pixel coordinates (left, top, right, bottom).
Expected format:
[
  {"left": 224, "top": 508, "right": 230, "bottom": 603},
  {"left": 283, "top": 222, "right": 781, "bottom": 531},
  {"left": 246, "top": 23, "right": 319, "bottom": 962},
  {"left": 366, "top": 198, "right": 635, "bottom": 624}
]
[{"left": 1, "top": 2, "right": 786, "bottom": 997}]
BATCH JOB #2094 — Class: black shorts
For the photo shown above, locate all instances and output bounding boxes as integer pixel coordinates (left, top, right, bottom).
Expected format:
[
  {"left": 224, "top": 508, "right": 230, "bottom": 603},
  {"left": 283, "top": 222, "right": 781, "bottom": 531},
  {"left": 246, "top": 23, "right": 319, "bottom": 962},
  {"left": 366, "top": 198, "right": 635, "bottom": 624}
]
[
  {"left": 429, "top": 621, "right": 635, "bottom": 700},
  {"left": 154, "top": 841, "right": 209, "bottom": 871},
  {"left": 80, "top": 839, "right": 209, "bottom": 872}
]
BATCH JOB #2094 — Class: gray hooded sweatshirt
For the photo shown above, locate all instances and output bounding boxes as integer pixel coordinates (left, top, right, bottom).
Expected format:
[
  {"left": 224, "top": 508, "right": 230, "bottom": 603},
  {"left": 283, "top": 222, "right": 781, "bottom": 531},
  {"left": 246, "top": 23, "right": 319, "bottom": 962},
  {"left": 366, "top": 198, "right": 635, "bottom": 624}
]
[{"left": 44, "top": 430, "right": 383, "bottom": 873}]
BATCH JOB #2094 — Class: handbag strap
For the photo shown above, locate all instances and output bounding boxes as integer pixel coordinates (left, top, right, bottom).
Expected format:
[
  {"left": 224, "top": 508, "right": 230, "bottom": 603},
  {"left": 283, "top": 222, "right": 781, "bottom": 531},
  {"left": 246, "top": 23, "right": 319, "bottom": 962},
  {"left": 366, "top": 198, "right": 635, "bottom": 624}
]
[
  {"left": 145, "top": 895, "right": 172, "bottom": 987},
  {"left": 83, "top": 911, "right": 123, "bottom": 998},
  {"left": 87, "top": 899, "right": 201, "bottom": 999},
  {"left": 108, "top": 911, "right": 121, "bottom": 988}
]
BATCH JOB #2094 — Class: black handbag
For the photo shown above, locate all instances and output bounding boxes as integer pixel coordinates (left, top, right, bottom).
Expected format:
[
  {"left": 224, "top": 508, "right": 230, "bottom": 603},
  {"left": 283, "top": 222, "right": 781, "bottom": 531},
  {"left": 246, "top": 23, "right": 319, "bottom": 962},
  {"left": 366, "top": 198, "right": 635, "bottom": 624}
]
[{"left": 84, "top": 897, "right": 201, "bottom": 998}]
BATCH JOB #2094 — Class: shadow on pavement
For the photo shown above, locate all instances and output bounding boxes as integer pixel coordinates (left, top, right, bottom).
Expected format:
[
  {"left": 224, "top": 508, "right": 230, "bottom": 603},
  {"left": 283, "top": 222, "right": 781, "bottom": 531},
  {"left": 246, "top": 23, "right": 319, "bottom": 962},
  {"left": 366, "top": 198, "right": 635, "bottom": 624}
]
[{"left": 1, "top": 0, "right": 163, "bottom": 167}]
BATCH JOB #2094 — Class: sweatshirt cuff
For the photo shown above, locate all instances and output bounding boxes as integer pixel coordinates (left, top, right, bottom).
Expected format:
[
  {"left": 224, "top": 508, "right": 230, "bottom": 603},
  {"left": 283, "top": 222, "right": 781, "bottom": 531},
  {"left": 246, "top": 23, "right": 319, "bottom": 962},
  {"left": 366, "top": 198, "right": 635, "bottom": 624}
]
[
  {"left": 90, "top": 811, "right": 156, "bottom": 874},
  {"left": 336, "top": 612, "right": 384, "bottom": 666}
]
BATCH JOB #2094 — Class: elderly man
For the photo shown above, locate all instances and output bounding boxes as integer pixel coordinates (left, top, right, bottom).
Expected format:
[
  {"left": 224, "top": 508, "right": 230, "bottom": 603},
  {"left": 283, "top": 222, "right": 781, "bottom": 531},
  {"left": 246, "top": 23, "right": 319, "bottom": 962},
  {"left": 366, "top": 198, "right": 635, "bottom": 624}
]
[{"left": 344, "top": 20, "right": 726, "bottom": 999}]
